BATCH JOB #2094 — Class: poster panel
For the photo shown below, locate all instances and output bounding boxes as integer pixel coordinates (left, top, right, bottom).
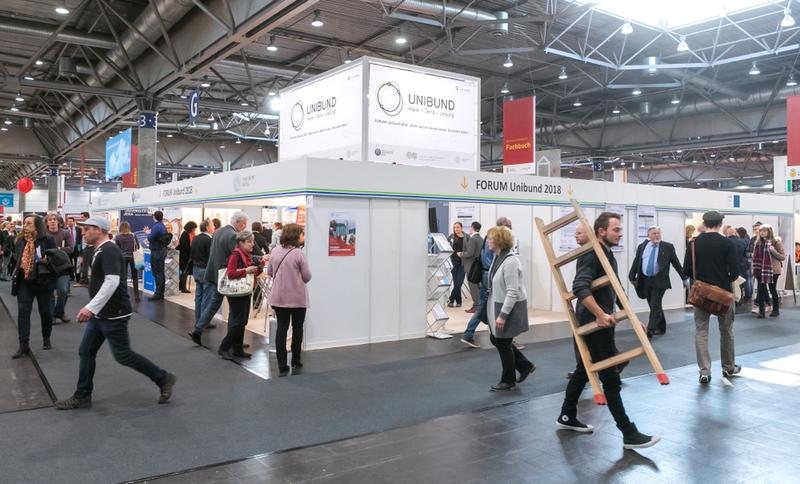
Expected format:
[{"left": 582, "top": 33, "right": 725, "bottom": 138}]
[
  {"left": 503, "top": 96, "right": 535, "bottom": 166},
  {"left": 278, "top": 65, "right": 363, "bottom": 162},
  {"left": 328, "top": 211, "right": 356, "bottom": 256},
  {"left": 604, "top": 203, "right": 626, "bottom": 252},
  {"left": 636, "top": 205, "right": 657, "bottom": 246},
  {"left": 558, "top": 205, "right": 580, "bottom": 252},
  {"left": 367, "top": 62, "right": 478, "bottom": 170}
]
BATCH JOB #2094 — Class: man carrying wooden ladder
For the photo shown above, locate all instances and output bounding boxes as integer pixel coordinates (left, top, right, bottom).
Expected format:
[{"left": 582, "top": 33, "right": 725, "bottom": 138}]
[{"left": 555, "top": 212, "right": 661, "bottom": 449}]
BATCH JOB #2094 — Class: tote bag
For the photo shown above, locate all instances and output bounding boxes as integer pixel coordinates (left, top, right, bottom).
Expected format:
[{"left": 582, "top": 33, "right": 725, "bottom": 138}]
[{"left": 217, "top": 251, "right": 254, "bottom": 296}]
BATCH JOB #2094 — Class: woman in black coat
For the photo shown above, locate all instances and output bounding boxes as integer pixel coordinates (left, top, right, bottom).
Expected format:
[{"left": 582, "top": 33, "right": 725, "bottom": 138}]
[
  {"left": 12, "top": 215, "right": 56, "bottom": 358},
  {"left": 178, "top": 221, "right": 198, "bottom": 293}
]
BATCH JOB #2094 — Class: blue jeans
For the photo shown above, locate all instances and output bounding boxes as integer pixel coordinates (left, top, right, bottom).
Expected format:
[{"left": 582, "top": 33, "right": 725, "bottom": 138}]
[
  {"left": 449, "top": 260, "right": 465, "bottom": 305},
  {"left": 192, "top": 266, "right": 212, "bottom": 326},
  {"left": 193, "top": 283, "right": 224, "bottom": 334},
  {"left": 51, "top": 274, "right": 71, "bottom": 318},
  {"left": 75, "top": 317, "right": 167, "bottom": 398},
  {"left": 463, "top": 270, "right": 489, "bottom": 340},
  {"left": 17, "top": 279, "right": 54, "bottom": 346},
  {"left": 150, "top": 249, "right": 166, "bottom": 297}
]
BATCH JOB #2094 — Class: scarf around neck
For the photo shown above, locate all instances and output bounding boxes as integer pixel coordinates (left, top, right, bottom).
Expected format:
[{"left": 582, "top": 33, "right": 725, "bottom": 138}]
[
  {"left": 753, "top": 242, "right": 774, "bottom": 283},
  {"left": 21, "top": 233, "right": 36, "bottom": 280}
]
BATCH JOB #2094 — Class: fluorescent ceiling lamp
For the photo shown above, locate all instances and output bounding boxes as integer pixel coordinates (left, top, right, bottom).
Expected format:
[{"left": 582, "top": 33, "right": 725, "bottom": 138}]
[
  {"left": 23, "top": 76, "right": 34, "bottom": 81},
  {"left": 749, "top": 62, "right": 760, "bottom": 75},
  {"left": 611, "top": 105, "right": 621, "bottom": 114},
  {"left": 677, "top": 36, "right": 689, "bottom": 52},
  {"left": 788, "top": 74, "right": 798, "bottom": 87},
  {"left": 3, "top": 119, "right": 11, "bottom": 125},
  {"left": 558, "top": 67, "right": 568, "bottom": 80},
  {"left": 782, "top": 8, "right": 795, "bottom": 28},
  {"left": 35, "top": 60, "right": 44, "bottom": 66},
  {"left": 239, "top": 100, "right": 249, "bottom": 106},
  {"left": 15, "top": 93, "right": 24, "bottom": 102},
  {"left": 235, "top": 138, "right": 241, "bottom": 144},
  {"left": 632, "top": 88, "right": 642, "bottom": 95},
  {"left": 503, "top": 54, "right": 513, "bottom": 68},
  {"left": 200, "top": 80, "right": 211, "bottom": 88},
  {"left": 573, "top": 98, "right": 582, "bottom": 107},
  {"left": 670, "top": 95, "right": 681, "bottom": 104},
  {"left": 10, "top": 105, "right": 19, "bottom": 112},
  {"left": 55, "top": 2, "right": 69, "bottom": 15},
  {"left": 395, "top": 32, "right": 407, "bottom": 44},
  {"left": 647, "top": 56, "right": 658, "bottom": 73},
  {"left": 620, "top": 20, "right": 633, "bottom": 34},
  {"left": 311, "top": 10, "right": 324, "bottom": 27},
  {"left": 572, "top": 0, "right": 772, "bottom": 29}
]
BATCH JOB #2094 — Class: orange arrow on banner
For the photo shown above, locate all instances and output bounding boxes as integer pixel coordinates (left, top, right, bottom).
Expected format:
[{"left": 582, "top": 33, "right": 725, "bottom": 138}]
[{"left": 460, "top": 176, "right": 469, "bottom": 190}]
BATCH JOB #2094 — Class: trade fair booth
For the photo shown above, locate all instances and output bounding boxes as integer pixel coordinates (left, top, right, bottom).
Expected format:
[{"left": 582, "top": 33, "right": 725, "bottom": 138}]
[{"left": 91, "top": 157, "right": 796, "bottom": 349}]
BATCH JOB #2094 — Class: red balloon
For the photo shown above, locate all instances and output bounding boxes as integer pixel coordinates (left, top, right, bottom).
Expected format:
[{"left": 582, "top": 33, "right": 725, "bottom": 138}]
[{"left": 17, "top": 177, "right": 33, "bottom": 194}]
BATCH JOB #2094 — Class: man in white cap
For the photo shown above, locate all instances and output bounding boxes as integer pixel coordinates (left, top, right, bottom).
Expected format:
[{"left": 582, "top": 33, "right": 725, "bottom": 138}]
[{"left": 55, "top": 217, "right": 176, "bottom": 409}]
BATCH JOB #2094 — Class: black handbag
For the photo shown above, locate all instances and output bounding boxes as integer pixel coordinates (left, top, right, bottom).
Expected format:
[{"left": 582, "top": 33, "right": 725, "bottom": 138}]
[{"left": 467, "top": 259, "right": 483, "bottom": 284}]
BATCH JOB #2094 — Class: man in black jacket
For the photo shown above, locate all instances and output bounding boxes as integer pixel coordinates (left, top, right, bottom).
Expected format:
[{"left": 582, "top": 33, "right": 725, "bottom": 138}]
[
  {"left": 66, "top": 217, "right": 82, "bottom": 281},
  {"left": 628, "top": 226, "right": 687, "bottom": 338},
  {"left": 0, "top": 222, "right": 13, "bottom": 281},
  {"left": 684, "top": 211, "right": 740, "bottom": 384},
  {"left": 190, "top": 221, "right": 213, "bottom": 335},
  {"left": 557, "top": 212, "right": 660, "bottom": 450},
  {"left": 188, "top": 211, "right": 248, "bottom": 345}
]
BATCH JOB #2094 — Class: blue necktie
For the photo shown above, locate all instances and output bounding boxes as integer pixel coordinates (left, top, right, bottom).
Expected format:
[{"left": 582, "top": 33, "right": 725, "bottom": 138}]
[{"left": 647, "top": 244, "right": 658, "bottom": 276}]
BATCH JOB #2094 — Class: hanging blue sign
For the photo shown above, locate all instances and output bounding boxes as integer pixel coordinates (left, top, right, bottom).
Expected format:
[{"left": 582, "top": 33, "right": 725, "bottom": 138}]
[
  {"left": 0, "top": 192, "right": 14, "bottom": 207},
  {"left": 189, "top": 90, "right": 200, "bottom": 125}
]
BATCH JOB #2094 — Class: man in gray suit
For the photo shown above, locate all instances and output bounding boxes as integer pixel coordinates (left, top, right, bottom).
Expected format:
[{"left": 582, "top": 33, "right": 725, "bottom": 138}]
[
  {"left": 462, "top": 222, "right": 483, "bottom": 313},
  {"left": 189, "top": 211, "right": 248, "bottom": 345}
]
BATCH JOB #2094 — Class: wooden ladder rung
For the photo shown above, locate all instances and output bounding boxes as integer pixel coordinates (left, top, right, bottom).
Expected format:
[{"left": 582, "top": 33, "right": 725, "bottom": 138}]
[
  {"left": 554, "top": 243, "right": 593, "bottom": 268},
  {"left": 575, "top": 310, "right": 629, "bottom": 337},
  {"left": 590, "top": 347, "right": 645, "bottom": 373},
  {"left": 542, "top": 211, "right": 578, "bottom": 235},
  {"left": 565, "top": 275, "right": 611, "bottom": 301}
]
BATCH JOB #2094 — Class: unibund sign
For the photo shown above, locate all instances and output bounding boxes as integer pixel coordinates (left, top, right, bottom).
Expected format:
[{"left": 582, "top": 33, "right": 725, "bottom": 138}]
[{"left": 279, "top": 57, "right": 480, "bottom": 171}]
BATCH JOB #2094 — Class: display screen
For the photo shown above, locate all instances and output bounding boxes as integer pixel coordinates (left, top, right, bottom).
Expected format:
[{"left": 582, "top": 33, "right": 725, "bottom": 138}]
[{"left": 105, "top": 128, "right": 132, "bottom": 180}]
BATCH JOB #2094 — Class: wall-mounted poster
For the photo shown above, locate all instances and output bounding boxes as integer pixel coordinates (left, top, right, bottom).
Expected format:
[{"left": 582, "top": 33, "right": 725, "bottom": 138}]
[
  {"left": 604, "top": 203, "right": 626, "bottom": 252},
  {"left": 558, "top": 205, "right": 580, "bottom": 253},
  {"left": 328, "top": 212, "right": 356, "bottom": 256},
  {"left": 636, "top": 205, "right": 657, "bottom": 246}
]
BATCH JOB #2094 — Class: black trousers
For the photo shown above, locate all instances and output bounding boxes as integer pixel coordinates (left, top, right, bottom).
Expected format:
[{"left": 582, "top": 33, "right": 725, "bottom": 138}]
[
  {"left": 178, "top": 258, "right": 192, "bottom": 292},
  {"left": 122, "top": 256, "right": 139, "bottom": 298},
  {"left": 489, "top": 333, "right": 533, "bottom": 384},
  {"left": 79, "top": 245, "right": 94, "bottom": 284},
  {"left": 756, "top": 275, "right": 779, "bottom": 314},
  {"left": 17, "top": 279, "right": 54, "bottom": 346},
  {"left": 642, "top": 277, "right": 667, "bottom": 333},
  {"left": 219, "top": 295, "right": 250, "bottom": 352},
  {"left": 274, "top": 307, "right": 306, "bottom": 370},
  {"left": 561, "top": 327, "right": 632, "bottom": 433}
]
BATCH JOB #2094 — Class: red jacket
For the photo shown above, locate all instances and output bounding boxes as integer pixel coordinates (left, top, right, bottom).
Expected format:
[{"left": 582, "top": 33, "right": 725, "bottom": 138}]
[{"left": 226, "top": 247, "right": 262, "bottom": 279}]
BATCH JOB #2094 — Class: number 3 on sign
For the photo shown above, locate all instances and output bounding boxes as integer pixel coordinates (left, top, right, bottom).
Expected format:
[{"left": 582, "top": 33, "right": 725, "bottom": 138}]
[{"left": 138, "top": 112, "right": 156, "bottom": 129}]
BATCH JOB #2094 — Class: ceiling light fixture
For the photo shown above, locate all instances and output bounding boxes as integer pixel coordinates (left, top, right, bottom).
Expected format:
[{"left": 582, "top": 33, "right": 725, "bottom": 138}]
[
  {"left": 621, "top": 19, "right": 633, "bottom": 35},
  {"left": 235, "top": 138, "right": 242, "bottom": 144},
  {"left": 344, "top": 50, "right": 353, "bottom": 64},
  {"left": 787, "top": 74, "right": 798, "bottom": 87},
  {"left": 0, "top": 127, "right": 7, "bottom": 132},
  {"left": 200, "top": 76, "right": 211, "bottom": 88},
  {"left": 748, "top": 62, "right": 760, "bottom": 76},
  {"left": 257, "top": 147, "right": 263, "bottom": 152},
  {"left": 503, "top": 54, "right": 513, "bottom": 68},
  {"left": 677, "top": 35, "right": 689, "bottom": 52},
  {"left": 395, "top": 31, "right": 408, "bottom": 45},
  {"left": 10, "top": 105, "right": 19, "bottom": 112},
  {"left": 3, "top": 119, "right": 11, "bottom": 125},
  {"left": 267, "top": 35, "right": 278, "bottom": 52},
  {"left": 647, "top": 56, "right": 658, "bottom": 74},
  {"left": 239, "top": 100, "right": 249, "bottom": 106},
  {"left": 500, "top": 82, "right": 509, "bottom": 94},
  {"left": 219, "top": 144, "right": 225, "bottom": 149},
  {"left": 558, "top": 66, "right": 567, "bottom": 80},
  {"left": 632, "top": 88, "right": 642, "bottom": 96},
  {"left": 23, "top": 76, "right": 34, "bottom": 81},
  {"left": 166, "top": 133, "right": 173, "bottom": 138},
  {"left": 311, "top": 10, "right": 324, "bottom": 27},
  {"left": 782, "top": 7, "right": 796, "bottom": 28},
  {"left": 55, "top": 2, "right": 70, "bottom": 15},
  {"left": 573, "top": 98, "right": 582, "bottom": 107},
  {"left": 670, "top": 95, "right": 681, "bottom": 104},
  {"left": 35, "top": 60, "right": 44, "bottom": 66}
]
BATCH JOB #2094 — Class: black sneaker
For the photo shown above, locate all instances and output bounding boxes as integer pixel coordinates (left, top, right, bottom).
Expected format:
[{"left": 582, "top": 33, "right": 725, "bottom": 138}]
[
  {"left": 218, "top": 348, "right": 234, "bottom": 360},
  {"left": 42, "top": 338, "right": 52, "bottom": 350},
  {"left": 55, "top": 395, "right": 92, "bottom": 410},
  {"left": 232, "top": 351, "right": 252, "bottom": 359},
  {"left": 699, "top": 374, "right": 711, "bottom": 384},
  {"left": 490, "top": 382, "right": 516, "bottom": 392},
  {"left": 158, "top": 373, "right": 176, "bottom": 404},
  {"left": 623, "top": 423, "right": 660, "bottom": 449},
  {"left": 516, "top": 364, "right": 536, "bottom": 384},
  {"left": 556, "top": 414, "right": 594, "bottom": 433},
  {"left": 278, "top": 367, "right": 290, "bottom": 377},
  {"left": 460, "top": 337, "right": 479, "bottom": 348},
  {"left": 722, "top": 365, "right": 742, "bottom": 378},
  {"left": 188, "top": 331, "right": 202, "bottom": 346}
]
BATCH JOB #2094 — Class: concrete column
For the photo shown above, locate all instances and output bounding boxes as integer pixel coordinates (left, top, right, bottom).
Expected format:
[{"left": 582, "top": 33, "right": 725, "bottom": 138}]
[
  {"left": 48, "top": 172, "right": 58, "bottom": 211},
  {"left": 137, "top": 111, "right": 157, "bottom": 187},
  {"left": 18, "top": 192, "right": 25, "bottom": 213}
]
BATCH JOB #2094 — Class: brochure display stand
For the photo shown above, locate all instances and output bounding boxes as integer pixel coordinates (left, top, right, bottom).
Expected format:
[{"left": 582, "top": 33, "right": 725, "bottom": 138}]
[{"left": 427, "top": 233, "right": 454, "bottom": 339}]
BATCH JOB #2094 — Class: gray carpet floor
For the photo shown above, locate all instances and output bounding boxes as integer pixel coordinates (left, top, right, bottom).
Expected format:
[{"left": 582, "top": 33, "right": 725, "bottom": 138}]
[{"left": 0, "top": 282, "right": 798, "bottom": 484}]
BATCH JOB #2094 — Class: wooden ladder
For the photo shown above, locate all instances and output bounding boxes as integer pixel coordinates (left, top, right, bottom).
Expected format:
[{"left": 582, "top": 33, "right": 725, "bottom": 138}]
[{"left": 535, "top": 199, "right": 669, "bottom": 405}]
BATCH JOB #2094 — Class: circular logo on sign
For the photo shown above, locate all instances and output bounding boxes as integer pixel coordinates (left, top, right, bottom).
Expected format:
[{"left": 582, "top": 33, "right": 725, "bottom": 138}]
[
  {"left": 376, "top": 81, "right": 402, "bottom": 116},
  {"left": 290, "top": 101, "right": 304, "bottom": 131},
  {"left": 374, "top": 148, "right": 382, "bottom": 156}
]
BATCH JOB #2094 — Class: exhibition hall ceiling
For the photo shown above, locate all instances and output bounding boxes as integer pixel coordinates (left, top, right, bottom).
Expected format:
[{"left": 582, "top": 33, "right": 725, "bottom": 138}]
[{"left": 0, "top": 0, "right": 795, "bottom": 191}]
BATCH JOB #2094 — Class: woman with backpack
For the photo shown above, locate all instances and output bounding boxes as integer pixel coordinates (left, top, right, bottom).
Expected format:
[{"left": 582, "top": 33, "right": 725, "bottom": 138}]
[
  {"left": 12, "top": 215, "right": 57, "bottom": 358},
  {"left": 114, "top": 221, "right": 141, "bottom": 302}
]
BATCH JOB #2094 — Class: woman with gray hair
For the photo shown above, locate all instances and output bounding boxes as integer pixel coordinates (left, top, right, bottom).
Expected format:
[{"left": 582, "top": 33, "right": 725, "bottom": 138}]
[
  {"left": 218, "top": 230, "right": 265, "bottom": 360},
  {"left": 485, "top": 225, "right": 535, "bottom": 392}
]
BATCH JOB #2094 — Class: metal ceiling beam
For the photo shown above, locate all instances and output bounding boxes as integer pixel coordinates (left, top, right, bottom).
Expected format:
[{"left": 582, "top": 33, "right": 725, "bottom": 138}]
[{"left": 0, "top": 16, "right": 117, "bottom": 50}]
